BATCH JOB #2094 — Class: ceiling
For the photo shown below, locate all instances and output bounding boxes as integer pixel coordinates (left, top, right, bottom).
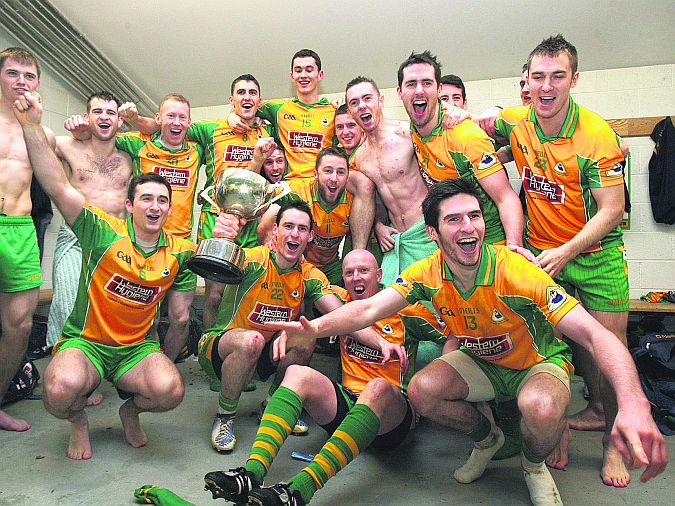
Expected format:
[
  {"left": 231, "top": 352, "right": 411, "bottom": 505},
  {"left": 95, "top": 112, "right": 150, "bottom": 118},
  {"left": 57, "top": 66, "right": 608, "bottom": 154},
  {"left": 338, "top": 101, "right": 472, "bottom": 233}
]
[{"left": 50, "top": 0, "right": 674, "bottom": 108}]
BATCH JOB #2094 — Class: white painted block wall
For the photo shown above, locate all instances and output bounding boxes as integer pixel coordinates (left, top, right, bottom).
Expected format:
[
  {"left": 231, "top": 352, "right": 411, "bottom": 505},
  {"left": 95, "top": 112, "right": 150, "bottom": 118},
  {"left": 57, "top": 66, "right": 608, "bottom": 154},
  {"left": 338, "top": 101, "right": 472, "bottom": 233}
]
[{"left": 4, "top": 20, "right": 672, "bottom": 299}]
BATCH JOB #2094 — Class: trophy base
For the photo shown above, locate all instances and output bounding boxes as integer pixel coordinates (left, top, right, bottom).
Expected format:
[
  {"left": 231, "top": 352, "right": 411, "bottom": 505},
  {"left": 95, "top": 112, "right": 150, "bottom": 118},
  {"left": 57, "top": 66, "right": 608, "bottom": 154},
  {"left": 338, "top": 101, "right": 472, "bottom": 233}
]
[{"left": 187, "top": 255, "right": 244, "bottom": 284}]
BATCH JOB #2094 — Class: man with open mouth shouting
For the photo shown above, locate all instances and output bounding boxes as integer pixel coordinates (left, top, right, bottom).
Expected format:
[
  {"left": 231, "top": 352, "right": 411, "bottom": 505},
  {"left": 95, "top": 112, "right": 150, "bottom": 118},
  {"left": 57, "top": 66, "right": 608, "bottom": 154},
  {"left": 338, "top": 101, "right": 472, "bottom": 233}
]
[
  {"left": 198, "top": 200, "right": 380, "bottom": 454},
  {"left": 264, "top": 177, "right": 667, "bottom": 506},
  {"left": 14, "top": 90, "right": 196, "bottom": 460}
]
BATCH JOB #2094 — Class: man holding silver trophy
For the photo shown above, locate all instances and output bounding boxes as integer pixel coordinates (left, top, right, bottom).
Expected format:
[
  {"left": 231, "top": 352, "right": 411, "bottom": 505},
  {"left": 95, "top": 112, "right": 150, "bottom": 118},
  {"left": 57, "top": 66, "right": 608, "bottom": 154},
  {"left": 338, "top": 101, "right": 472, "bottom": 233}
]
[{"left": 196, "top": 191, "right": 389, "bottom": 452}]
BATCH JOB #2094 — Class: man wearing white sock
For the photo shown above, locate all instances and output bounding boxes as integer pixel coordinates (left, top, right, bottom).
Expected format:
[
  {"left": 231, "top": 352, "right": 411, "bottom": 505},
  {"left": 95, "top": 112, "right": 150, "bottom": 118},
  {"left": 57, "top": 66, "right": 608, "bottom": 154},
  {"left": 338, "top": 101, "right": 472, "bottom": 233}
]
[{"left": 267, "top": 177, "right": 667, "bottom": 505}]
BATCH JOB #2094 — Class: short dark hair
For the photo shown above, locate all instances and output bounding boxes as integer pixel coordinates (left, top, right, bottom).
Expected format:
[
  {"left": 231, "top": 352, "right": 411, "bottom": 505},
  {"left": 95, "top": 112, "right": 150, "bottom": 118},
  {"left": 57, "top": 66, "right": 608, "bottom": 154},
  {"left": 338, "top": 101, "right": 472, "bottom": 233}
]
[
  {"left": 397, "top": 50, "right": 441, "bottom": 88},
  {"left": 528, "top": 34, "right": 578, "bottom": 74},
  {"left": 345, "top": 76, "right": 380, "bottom": 95},
  {"left": 422, "top": 178, "right": 482, "bottom": 230},
  {"left": 291, "top": 49, "right": 321, "bottom": 71},
  {"left": 159, "top": 93, "right": 190, "bottom": 111},
  {"left": 0, "top": 47, "right": 40, "bottom": 78},
  {"left": 86, "top": 91, "right": 120, "bottom": 111},
  {"left": 335, "top": 103, "right": 350, "bottom": 117},
  {"left": 440, "top": 74, "right": 466, "bottom": 101},
  {"left": 231, "top": 74, "right": 261, "bottom": 95},
  {"left": 276, "top": 200, "right": 314, "bottom": 231},
  {"left": 127, "top": 173, "right": 172, "bottom": 203},
  {"left": 315, "top": 146, "right": 349, "bottom": 171},
  {"left": 521, "top": 62, "right": 529, "bottom": 74}
]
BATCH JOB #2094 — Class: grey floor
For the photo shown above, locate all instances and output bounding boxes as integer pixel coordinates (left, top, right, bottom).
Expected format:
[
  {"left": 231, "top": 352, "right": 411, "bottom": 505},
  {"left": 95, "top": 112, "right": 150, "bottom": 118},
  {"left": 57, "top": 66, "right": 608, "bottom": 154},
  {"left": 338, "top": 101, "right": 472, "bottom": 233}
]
[{"left": 0, "top": 350, "right": 672, "bottom": 505}]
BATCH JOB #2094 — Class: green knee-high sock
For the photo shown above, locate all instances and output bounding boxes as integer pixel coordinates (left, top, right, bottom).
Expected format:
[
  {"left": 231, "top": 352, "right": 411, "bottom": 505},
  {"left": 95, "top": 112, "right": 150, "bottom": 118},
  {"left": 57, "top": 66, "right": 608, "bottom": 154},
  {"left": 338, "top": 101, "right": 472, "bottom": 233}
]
[
  {"left": 492, "top": 398, "right": 522, "bottom": 460},
  {"left": 245, "top": 386, "right": 303, "bottom": 483},
  {"left": 288, "top": 404, "right": 381, "bottom": 504}
]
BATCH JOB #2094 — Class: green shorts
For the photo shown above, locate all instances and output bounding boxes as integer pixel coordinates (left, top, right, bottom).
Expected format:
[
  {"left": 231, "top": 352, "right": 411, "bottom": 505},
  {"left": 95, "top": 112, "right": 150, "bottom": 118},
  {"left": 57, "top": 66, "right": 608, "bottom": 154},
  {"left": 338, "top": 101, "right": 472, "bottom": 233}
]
[
  {"left": 53, "top": 337, "right": 161, "bottom": 384},
  {"left": 527, "top": 243, "right": 629, "bottom": 312},
  {"left": 321, "top": 258, "right": 343, "bottom": 286},
  {"left": 0, "top": 215, "right": 42, "bottom": 292},
  {"left": 438, "top": 349, "right": 572, "bottom": 402},
  {"left": 197, "top": 210, "right": 259, "bottom": 248}
]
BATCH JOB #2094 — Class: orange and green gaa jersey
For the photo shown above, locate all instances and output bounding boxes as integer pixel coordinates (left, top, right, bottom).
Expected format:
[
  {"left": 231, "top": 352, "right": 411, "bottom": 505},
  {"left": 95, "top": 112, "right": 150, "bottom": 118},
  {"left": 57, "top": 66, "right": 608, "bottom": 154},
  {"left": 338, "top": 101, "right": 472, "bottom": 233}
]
[
  {"left": 494, "top": 99, "right": 625, "bottom": 252},
  {"left": 257, "top": 97, "right": 335, "bottom": 179},
  {"left": 332, "top": 286, "right": 446, "bottom": 395},
  {"left": 115, "top": 131, "right": 205, "bottom": 238},
  {"left": 205, "top": 245, "right": 333, "bottom": 341},
  {"left": 391, "top": 245, "right": 577, "bottom": 371},
  {"left": 288, "top": 178, "right": 351, "bottom": 273},
  {"left": 411, "top": 108, "right": 506, "bottom": 244},
  {"left": 61, "top": 204, "right": 196, "bottom": 347},
  {"left": 187, "top": 118, "right": 275, "bottom": 204}
]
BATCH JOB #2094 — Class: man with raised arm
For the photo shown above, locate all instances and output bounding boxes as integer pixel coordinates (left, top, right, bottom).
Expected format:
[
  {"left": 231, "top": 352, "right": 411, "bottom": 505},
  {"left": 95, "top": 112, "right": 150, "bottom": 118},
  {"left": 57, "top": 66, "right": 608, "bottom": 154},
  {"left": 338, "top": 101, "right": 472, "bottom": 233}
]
[
  {"left": 0, "top": 48, "right": 55, "bottom": 431},
  {"left": 267, "top": 178, "right": 667, "bottom": 505},
  {"left": 199, "top": 200, "right": 358, "bottom": 453},
  {"left": 203, "top": 248, "right": 444, "bottom": 505},
  {"left": 47, "top": 92, "right": 133, "bottom": 360},
  {"left": 121, "top": 75, "right": 278, "bottom": 329},
  {"left": 227, "top": 50, "right": 375, "bottom": 253},
  {"left": 14, "top": 91, "right": 196, "bottom": 460}
]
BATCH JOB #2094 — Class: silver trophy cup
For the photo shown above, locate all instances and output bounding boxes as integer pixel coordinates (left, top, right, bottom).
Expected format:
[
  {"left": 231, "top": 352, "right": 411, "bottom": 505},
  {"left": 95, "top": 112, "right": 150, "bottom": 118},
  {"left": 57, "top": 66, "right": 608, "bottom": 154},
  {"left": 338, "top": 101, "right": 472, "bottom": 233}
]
[{"left": 187, "top": 168, "right": 290, "bottom": 283}]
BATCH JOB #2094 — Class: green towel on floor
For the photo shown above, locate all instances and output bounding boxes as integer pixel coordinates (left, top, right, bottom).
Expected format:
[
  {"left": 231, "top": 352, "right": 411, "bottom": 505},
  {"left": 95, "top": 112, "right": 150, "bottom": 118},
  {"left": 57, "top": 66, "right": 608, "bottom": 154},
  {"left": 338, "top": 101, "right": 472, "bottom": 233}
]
[{"left": 134, "top": 485, "right": 196, "bottom": 506}]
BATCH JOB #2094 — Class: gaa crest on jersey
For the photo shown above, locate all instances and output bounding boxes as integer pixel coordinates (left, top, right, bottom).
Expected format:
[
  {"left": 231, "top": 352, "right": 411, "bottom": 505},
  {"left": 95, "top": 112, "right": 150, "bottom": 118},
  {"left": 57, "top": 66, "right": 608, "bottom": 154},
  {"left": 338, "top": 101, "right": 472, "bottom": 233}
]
[
  {"left": 477, "top": 153, "right": 498, "bottom": 170},
  {"left": 394, "top": 277, "right": 409, "bottom": 288},
  {"left": 553, "top": 162, "right": 567, "bottom": 175},
  {"left": 523, "top": 166, "right": 565, "bottom": 204},
  {"left": 606, "top": 163, "right": 624, "bottom": 178},
  {"left": 153, "top": 166, "right": 189, "bottom": 187},
  {"left": 161, "top": 268, "right": 170, "bottom": 277},
  {"left": 491, "top": 309, "right": 506, "bottom": 324},
  {"left": 546, "top": 286, "right": 566, "bottom": 312},
  {"left": 248, "top": 303, "right": 292, "bottom": 325},
  {"left": 382, "top": 323, "right": 393, "bottom": 334},
  {"left": 321, "top": 118, "right": 329, "bottom": 125},
  {"left": 436, "top": 159, "right": 445, "bottom": 168},
  {"left": 457, "top": 333, "right": 513, "bottom": 359},
  {"left": 104, "top": 274, "right": 161, "bottom": 305},
  {"left": 291, "top": 289, "right": 300, "bottom": 298}
]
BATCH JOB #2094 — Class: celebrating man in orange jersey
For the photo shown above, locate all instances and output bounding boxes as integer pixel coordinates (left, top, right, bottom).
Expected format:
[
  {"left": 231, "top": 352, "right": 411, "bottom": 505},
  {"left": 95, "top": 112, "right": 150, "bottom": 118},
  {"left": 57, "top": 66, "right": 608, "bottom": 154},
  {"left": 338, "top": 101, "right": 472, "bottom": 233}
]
[
  {"left": 492, "top": 35, "right": 634, "bottom": 486},
  {"left": 203, "top": 248, "right": 443, "bottom": 505},
  {"left": 14, "top": 91, "right": 196, "bottom": 460},
  {"left": 266, "top": 178, "right": 667, "bottom": 505}
]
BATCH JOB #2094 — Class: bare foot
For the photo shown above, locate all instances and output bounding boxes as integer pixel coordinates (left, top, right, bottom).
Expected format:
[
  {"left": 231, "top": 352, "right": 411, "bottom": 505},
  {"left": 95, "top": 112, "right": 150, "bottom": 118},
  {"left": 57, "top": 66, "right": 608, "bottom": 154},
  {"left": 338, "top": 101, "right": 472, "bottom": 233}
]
[
  {"left": 568, "top": 405, "right": 605, "bottom": 431},
  {"left": 0, "top": 410, "right": 31, "bottom": 432},
  {"left": 119, "top": 401, "right": 148, "bottom": 448},
  {"left": 86, "top": 392, "right": 104, "bottom": 407},
  {"left": 67, "top": 412, "right": 92, "bottom": 460},
  {"left": 601, "top": 437, "right": 631, "bottom": 487},
  {"left": 546, "top": 425, "right": 572, "bottom": 469}
]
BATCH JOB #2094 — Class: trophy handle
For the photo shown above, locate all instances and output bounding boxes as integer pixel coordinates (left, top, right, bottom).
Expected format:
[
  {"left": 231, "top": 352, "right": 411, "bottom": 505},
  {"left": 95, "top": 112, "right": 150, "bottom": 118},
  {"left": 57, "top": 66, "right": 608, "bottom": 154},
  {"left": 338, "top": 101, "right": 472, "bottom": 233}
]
[
  {"left": 253, "top": 182, "right": 292, "bottom": 215},
  {"left": 199, "top": 186, "right": 221, "bottom": 212}
]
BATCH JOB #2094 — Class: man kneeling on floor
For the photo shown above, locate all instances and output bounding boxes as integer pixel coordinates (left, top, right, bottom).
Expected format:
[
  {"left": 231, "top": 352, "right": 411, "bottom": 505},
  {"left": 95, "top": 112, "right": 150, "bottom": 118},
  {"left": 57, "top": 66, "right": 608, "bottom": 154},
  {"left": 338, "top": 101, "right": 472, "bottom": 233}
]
[
  {"left": 265, "top": 178, "right": 667, "bottom": 505},
  {"left": 199, "top": 201, "right": 380, "bottom": 453},
  {"left": 204, "top": 248, "right": 446, "bottom": 505},
  {"left": 14, "top": 92, "right": 196, "bottom": 460}
]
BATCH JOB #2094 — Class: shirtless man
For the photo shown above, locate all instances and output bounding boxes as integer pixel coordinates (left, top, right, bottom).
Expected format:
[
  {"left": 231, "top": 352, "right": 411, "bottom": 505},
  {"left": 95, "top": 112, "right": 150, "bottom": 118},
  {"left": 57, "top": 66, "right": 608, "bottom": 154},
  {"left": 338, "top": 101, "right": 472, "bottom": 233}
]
[
  {"left": 346, "top": 76, "right": 432, "bottom": 285},
  {"left": 46, "top": 92, "right": 132, "bottom": 357},
  {"left": 0, "top": 48, "right": 55, "bottom": 431}
]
